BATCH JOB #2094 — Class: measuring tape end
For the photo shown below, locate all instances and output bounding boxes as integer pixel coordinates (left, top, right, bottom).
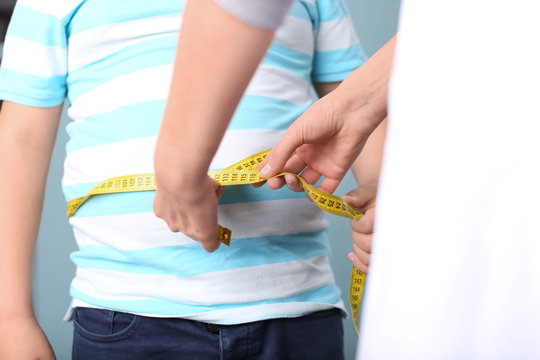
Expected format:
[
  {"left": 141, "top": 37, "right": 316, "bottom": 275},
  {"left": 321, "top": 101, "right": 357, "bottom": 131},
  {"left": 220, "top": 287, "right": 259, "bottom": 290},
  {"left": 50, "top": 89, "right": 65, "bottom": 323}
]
[{"left": 219, "top": 226, "right": 232, "bottom": 246}]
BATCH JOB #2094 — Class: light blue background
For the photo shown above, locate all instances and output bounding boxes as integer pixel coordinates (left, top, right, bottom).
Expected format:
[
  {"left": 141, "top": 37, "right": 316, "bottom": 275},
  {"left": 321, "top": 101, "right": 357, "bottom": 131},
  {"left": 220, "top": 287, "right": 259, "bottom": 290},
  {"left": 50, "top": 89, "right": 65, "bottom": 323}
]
[{"left": 33, "top": 1, "right": 400, "bottom": 359}]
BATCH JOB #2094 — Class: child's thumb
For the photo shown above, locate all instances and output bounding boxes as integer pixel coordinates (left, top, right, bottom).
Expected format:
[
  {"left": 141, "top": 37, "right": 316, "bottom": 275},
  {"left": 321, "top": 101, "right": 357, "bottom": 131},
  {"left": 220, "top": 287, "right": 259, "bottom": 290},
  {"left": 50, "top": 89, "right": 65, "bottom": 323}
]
[{"left": 341, "top": 185, "right": 376, "bottom": 209}]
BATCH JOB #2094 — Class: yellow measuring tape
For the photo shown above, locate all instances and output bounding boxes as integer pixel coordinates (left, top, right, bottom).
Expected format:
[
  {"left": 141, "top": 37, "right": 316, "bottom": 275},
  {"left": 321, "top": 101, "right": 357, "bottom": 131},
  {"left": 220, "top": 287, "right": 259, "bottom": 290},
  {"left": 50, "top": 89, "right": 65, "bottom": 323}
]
[{"left": 66, "top": 148, "right": 367, "bottom": 333}]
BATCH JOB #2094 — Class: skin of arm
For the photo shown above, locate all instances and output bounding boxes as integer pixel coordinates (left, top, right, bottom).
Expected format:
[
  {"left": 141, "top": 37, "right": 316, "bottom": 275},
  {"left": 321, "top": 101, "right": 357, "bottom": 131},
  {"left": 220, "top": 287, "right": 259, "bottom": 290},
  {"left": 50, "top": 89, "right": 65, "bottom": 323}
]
[
  {"left": 259, "top": 35, "right": 396, "bottom": 194},
  {"left": 0, "top": 101, "right": 62, "bottom": 360},
  {"left": 344, "top": 119, "right": 387, "bottom": 273},
  {"left": 153, "top": 0, "right": 275, "bottom": 251}
]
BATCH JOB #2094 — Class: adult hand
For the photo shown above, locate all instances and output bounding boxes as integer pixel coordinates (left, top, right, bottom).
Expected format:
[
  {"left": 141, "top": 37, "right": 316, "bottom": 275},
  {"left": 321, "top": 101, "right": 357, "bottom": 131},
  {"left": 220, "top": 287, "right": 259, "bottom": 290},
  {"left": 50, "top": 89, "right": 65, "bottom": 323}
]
[
  {"left": 260, "top": 36, "right": 395, "bottom": 193},
  {"left": 260, "top": 87, "right": 374, "bottom": 194},
  {"left": 0, "top": 315, "right": 55, "bottom": 360},
  {"left": 342, "top": 183, "right": 378, "bottom": 274}
]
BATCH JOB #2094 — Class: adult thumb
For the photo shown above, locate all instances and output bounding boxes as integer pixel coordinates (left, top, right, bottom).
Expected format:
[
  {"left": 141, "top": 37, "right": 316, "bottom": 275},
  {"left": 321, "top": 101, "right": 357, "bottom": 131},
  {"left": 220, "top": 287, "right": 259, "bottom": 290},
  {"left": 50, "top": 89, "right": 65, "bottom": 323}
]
[{"left": 258, "top": 125, "right": 303, "bottom": 178}]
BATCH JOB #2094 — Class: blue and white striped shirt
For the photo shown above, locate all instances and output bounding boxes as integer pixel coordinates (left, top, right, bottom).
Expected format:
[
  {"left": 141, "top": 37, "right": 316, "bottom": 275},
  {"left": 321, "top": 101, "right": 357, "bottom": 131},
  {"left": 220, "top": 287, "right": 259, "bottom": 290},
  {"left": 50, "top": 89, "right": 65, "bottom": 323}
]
[{"left": 0, "top": 0, "right": 366, "bottom": 323}]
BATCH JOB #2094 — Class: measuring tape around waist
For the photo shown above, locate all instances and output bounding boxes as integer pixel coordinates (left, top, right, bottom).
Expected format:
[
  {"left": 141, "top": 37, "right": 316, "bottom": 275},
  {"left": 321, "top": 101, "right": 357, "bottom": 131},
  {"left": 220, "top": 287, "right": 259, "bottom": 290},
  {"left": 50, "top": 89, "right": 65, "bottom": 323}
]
[{"left": 66, "top": 148, "right": 367, "bottom": 333}]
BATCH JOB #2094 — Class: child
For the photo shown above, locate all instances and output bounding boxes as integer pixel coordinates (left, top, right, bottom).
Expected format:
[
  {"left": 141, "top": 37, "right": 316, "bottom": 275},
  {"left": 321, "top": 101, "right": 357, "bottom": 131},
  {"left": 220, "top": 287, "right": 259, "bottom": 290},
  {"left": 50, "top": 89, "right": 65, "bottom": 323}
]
[{"left": 0, "top": 0, "right": 370, "bottom": 358}]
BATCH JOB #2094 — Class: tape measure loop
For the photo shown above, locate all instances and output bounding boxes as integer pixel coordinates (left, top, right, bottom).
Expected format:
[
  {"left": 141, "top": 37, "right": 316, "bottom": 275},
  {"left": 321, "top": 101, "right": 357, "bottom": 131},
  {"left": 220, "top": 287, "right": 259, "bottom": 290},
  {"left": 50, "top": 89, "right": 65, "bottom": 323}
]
[{"left": 65, "top": 148, "right": 366, "bottom": 332}]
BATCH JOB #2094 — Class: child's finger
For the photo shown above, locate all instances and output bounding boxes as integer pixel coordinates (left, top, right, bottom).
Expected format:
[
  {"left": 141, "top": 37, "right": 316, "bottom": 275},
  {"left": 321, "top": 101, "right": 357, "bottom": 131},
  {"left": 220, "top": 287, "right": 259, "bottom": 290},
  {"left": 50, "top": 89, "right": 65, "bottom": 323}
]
[
  {"left": 350, "top": 210, "right": 375, "bottom": 234},
  {"left": 352, "top": 231, "right": 372, "bottom": 254},
  {"left": 352, "top": 241, "right": 370, "bottom": 268},
  {"left": 348, "top": 252, "right": 369, "bottom": 274}
]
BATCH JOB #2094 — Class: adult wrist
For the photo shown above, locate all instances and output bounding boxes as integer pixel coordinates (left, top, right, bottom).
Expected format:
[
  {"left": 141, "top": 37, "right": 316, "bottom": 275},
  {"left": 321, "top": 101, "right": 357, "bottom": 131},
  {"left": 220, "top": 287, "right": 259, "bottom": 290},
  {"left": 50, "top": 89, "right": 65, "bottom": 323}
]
[
  {"left": 332, "top": 78, "right": 387, "bottom": 140},
  {"left": 334, "top": 35, "right": 395, "bottom": 135}
]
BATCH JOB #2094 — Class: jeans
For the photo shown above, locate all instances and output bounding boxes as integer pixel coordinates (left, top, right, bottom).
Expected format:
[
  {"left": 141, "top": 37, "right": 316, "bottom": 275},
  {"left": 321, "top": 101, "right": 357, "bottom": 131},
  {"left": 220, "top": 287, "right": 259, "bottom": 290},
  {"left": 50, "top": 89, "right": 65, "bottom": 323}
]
[{"left": 72, "top": 307, "right": 344, "bottom": 360}]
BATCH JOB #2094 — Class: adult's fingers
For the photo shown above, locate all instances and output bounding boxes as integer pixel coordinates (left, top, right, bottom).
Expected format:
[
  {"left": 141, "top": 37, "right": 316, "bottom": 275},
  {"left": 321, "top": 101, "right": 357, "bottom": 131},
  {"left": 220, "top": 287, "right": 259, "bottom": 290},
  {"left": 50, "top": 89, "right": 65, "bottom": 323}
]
[
  {"left": 251, "top": 180, "right": 267, "bottom": 188},
  {"left": 299, "top": 167, "right": 322, "bottom": 187},
  {"left": 317, "top": 177, "right": 341, "bottom": 195},
  {"left": 266, "top": 152, "right": 306, "bottom": 190},
  {"left": 258, "top": 123, "right": 304, "bottom": 178}
]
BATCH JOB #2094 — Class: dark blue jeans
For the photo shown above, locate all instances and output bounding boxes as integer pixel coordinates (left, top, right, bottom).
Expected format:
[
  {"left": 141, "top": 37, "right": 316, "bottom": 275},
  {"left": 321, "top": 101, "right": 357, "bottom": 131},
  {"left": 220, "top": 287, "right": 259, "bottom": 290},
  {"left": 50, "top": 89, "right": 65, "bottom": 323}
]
[{"left": 72, "top": 307, "right": 344, "bottom": 360}]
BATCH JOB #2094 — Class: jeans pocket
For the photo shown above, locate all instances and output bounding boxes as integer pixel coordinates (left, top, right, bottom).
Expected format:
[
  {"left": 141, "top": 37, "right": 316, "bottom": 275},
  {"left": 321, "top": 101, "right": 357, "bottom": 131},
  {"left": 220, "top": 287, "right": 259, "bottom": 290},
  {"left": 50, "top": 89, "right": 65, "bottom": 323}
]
[
  {"left": 73, "top": 307, "right": 140, "bottom": 342},
  {"left": 305, "top": 308, "right": 341, "bottom": 319}
]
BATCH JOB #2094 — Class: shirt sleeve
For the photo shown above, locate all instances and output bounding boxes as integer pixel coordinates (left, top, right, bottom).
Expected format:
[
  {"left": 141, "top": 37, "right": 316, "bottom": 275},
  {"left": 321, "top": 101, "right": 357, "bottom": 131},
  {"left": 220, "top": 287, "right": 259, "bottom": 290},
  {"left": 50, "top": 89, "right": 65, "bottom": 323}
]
[
  {"left": 0, "top": 3, "right": 68, "bottom": 107},
  {"left": 213, "top": 0, "right": 295, "bottom": 30},
  {"left": 312, "top": 0, "right": 367, "bottom": 82}
]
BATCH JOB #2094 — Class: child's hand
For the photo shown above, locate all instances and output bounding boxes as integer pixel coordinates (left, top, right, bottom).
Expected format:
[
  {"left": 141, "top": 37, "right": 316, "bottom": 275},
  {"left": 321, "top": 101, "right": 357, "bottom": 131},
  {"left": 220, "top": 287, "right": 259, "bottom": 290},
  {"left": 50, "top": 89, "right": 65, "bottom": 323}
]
[
  {"left": 154, "top": 169, "right": 225, "bottom": 253},
  {"left": 342, "top": 183, "right": 378, "bottom": 274},
  {"left": 0, "top": 315, "right": 55, "bottom": 360}
]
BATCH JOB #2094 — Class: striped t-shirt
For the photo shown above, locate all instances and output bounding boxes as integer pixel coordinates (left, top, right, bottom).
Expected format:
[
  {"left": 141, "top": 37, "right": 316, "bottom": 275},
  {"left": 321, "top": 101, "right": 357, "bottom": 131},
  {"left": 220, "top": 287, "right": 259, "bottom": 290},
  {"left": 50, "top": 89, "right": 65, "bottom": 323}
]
[{"left": 0, "top": 0, "right": 366, "bottom": 324}]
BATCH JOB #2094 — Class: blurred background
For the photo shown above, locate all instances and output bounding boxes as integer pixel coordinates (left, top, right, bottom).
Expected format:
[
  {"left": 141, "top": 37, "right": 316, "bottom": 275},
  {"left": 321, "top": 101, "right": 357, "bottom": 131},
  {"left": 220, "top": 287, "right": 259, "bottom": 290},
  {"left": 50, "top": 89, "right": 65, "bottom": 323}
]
[{"left": 0, "top": 0, "right": 400, "bottom": 358}]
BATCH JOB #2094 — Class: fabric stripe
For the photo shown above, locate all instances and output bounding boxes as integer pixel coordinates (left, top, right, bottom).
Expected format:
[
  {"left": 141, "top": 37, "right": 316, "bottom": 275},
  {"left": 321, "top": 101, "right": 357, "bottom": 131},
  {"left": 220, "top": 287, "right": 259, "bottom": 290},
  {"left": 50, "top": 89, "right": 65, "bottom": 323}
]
[
  {"left": 313, "top": 45, "right": 367, "bottom": 82},
  {"left": 316, "top": 0, "right": 349, "bottom": 22},
  {"left": 261, "top": 45, "right": 313, "bottom": 82},
  {"left": 67, "top": 65, "right": 172, "bottom": 121},
  {"left": 274, "top": 15, "right": 314, "bottom": 55},
  {"left": 70, "top": 197, "right": 327, "bottom": 238},
  {"left": 7, "top": 5, "right": 68, "bottom": 47},
  {"left": 67, "top": 13, "right": 181, "bottom": 72},
  {"left": 288, "top": 1, "right": 315, "bottom": 22},
  {"left": 67, "top": 64, "right": 311, "bottom": 122},
  {"left": 316, "top": 16, "right": 359, "bottom": 51},
  {"left": 65, "top": 100, "right": 164, "bottom": 153},
  {"left": 62, "top": 130, "right": 284, "bottom": 186},
  {"left": 67, "top": 36, "right": 177, "bottom": 102},
  {"left": 0, "top": 68, "right": 66, "bottom": 107},
  {"left": 245, "top": 65, "right": 314, "bottom": 106},
  {"left": 67, "top": 0, "right": 185, "bottom": 36},
  {"left": 62, "top": 136, "right": 155, "bottom": 187},
  {"left": 72, "top": 230, "right": 330, "bottom": 276},
  {"left": 1, "top": 36, "right": 67, "bottom": 77},
  {"left": 65, "top": 95, "right": 307, "bottom": 153},
  {"left": 70, "top": 288, "right": 344, "bottom": 324},
  {"left": 17, "top": 0, "right": 83, "bottom": 19},
  {"left": 229, "top": 95, "right": 310, "bottom": 130},
  {"left": 71, "top": 254, "right": 335, "bottom": 304}
]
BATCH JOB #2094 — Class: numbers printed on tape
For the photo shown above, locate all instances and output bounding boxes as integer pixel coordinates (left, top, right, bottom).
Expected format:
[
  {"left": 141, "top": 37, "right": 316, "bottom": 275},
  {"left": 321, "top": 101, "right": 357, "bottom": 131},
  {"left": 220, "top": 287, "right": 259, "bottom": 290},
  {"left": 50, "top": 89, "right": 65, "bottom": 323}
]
[
  {"left": 349, "top": 267, "right": 367, "bottom": 334},
  {"left": 66, "top": 148, "right": 366, "bottom": 333}
]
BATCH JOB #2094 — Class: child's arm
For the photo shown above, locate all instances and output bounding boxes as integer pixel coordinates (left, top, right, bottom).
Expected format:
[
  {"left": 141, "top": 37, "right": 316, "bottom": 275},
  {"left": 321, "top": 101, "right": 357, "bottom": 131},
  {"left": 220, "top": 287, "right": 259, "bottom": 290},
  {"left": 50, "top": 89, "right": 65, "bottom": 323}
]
[
  {"left": 153, "top": 0, "right": 275, "bottom": 251},
  {"left": 0, "top": 101, "right": 62, "bottom": 359},
  {"left": 345, "top": 119, "right": 387, "bottom": 273},
  {"left": 314, "top": 81, "right": 341, "bottom": 98},
  {"left": 351, "top": 118, "right": 387, "bottom": 185}
]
